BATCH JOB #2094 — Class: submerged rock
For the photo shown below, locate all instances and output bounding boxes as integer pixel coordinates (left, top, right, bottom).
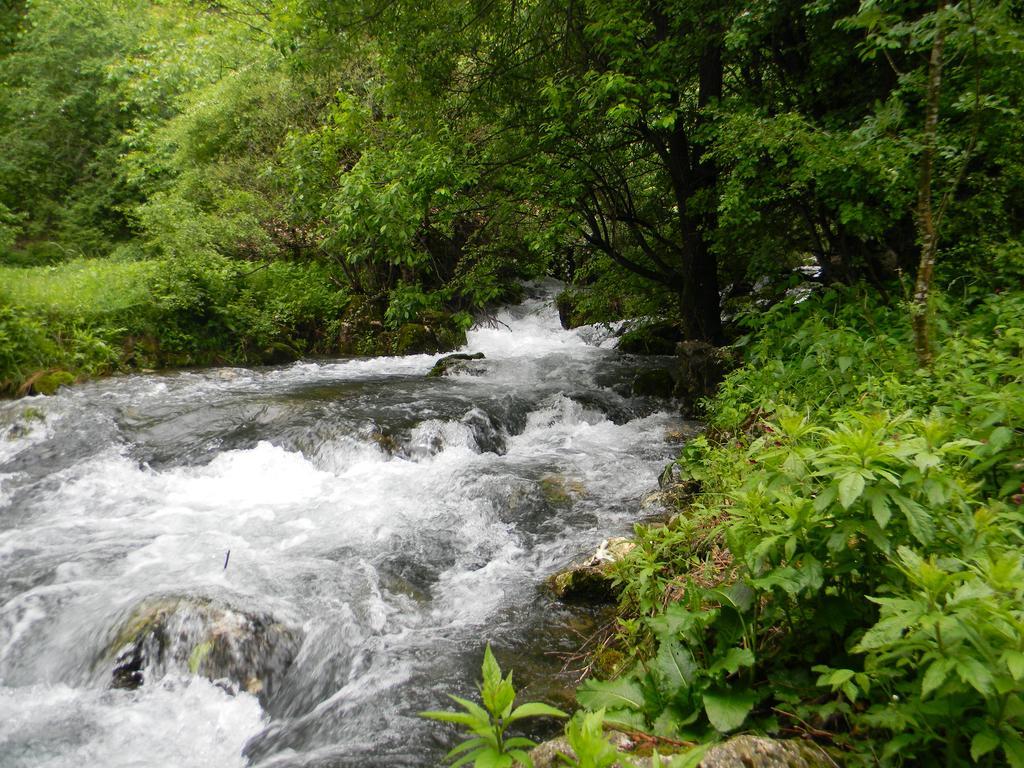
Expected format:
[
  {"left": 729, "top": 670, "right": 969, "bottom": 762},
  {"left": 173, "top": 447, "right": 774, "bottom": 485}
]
[
  {"left": 105, "top": 595, "right": 300, "bottom": 703},
  {"left": 547, "top": 537, "right": 635, "bottom": 603},
  {"left": 539, "top": 473, "right": 586, "bottom": 506},
  {"left": 427, "top": 352, "right": 486, "bottom": 377}
]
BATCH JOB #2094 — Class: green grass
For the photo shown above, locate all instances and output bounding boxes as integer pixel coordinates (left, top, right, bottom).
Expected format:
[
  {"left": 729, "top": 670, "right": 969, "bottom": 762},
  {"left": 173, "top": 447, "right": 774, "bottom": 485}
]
[{"left": 0, "top": 258, "right": 159, "bottom": 317}]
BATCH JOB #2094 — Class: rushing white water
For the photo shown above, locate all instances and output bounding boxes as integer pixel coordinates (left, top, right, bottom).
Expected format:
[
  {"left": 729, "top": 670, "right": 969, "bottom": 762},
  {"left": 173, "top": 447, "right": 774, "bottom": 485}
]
[{"left": 0, "top": 282, "right": 690, "bottom": 768}]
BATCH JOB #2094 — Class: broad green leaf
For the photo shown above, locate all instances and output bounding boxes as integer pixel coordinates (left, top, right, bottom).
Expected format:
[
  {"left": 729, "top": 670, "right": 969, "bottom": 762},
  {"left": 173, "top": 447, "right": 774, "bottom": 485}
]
[
  {"left": 446, "top": 738, "right": 487, "bottom": 758},
  {"left": 702, "top": 689, "right": 756, "bottom": 733},
  {"left": 708, "top": 647, "right": 755, "bottom": 676},
  {"left": 867, "top": 489, "right": 891, "bottom": 528},
  {"left": 957, "top": 657, "right": 995, "bottom": 695},
  {"left": 971, "top": 730, "right": 1000, "bottom": 761},
  {"left": 652, "top": 638, "right": 698, "bottom": 693},
  {"left": 838, "top": 472, "right": 865, "bottom": 509},
  {"left": 1003, "top": 732, "right": 1024, "bottom": 768},
  {"left": 475, "top": 749, "right": 514, "bottom": 768},
  {"left": 601, "top": 707, "right": 648, "bottom": 731},
  {"left": 577, "top": 677, "right": 646, "bottom": 712},
  {"left": 988, "top": 426, "right": 1014, "bottom": 453},
  {"left": 1005, "top": 650, "right": 1024, "bottom": 681},
  {"left": 482, "top": 644, "right": 502, "bottom": 689},
  {"left": 892, "top": 494, "right": 935, "bottom": 544},
  {"left": 921, "top": 659, "right": 951, "bottom": 698},
  {"left": 449, "top": 749, "right": 485, "bottom": 768},
  {"left": 507, "top": 702, "right": 568, "bottom": 723},
  {"left": 449, "top": 695, "right": 491, "bottom": 724},
  {"left": 420, "top": 710, "right": 481, "bottom": 728}
]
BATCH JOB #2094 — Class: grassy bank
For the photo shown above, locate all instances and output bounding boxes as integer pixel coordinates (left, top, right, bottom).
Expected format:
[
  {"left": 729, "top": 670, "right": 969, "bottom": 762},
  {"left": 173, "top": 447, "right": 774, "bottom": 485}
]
[{"left": 0, "top": 256, "right": 354, "bottom": 395}]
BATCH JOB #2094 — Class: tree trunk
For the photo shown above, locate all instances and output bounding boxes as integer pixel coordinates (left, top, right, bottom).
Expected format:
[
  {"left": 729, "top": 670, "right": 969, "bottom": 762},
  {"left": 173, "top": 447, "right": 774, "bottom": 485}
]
[
  {"left": 913, "top": 0, "right": 947, "bottom": 368},
  {"left": 669, "top": 39, "right": 724, "bottom": 344}
]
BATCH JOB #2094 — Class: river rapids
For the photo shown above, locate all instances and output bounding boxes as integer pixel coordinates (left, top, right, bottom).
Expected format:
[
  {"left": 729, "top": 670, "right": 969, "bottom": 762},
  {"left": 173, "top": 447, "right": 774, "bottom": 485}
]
[{"left": 0, "top": 282, "right": 690, "bottom": 767}]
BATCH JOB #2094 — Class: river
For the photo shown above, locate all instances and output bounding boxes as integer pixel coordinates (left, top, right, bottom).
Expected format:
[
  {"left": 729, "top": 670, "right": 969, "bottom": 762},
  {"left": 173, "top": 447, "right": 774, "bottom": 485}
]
[{"left": 0, "top": 282, "right": 688, "bottom": 767}]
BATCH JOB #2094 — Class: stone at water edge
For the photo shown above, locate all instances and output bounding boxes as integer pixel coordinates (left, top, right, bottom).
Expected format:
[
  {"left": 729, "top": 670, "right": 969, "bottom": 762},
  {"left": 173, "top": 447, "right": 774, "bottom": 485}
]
[
  {"left": 547, "top": 537, "right": 636, "bottom": 603},
  {"left": 530, "top": 731, "right": 636, "bottom": 768},
  {"left": 530, "top": 734, "right": 840, "bottom": 768},
  {"left": 700, "top": 735, "right": 841, "bottom": 767}
]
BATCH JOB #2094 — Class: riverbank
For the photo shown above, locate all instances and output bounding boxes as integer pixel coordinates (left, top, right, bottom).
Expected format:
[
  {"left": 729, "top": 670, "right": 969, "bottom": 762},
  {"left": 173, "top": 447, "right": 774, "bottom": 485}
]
[
  {"left": 532, "top": 284, "right": 1024, "bottom": 766},
  {"left": 0, "top": 256, "right": 476, "bottom": 397}
]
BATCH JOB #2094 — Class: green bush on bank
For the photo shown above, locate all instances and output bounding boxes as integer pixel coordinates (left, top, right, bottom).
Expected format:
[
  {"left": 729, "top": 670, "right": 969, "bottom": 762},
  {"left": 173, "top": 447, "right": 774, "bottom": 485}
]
[
  {"left": 0, "top": 256, "right": 351, "bottom": 395},
  {"left": 583, "top": 287, "right": 1024, "bottom": 765}
]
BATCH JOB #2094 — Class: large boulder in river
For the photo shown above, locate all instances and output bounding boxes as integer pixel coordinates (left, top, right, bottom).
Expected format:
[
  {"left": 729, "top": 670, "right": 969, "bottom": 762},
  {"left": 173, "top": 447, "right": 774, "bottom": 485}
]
[
  {"left": 105, "top": 596, "right": 300, "bottom": 703},
  {"left": 547, "top": 537, "right": 635, "bottom": 603}
]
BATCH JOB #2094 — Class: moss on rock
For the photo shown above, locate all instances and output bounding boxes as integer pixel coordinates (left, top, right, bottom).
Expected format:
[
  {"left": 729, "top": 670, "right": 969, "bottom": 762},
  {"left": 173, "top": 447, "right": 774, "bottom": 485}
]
[{"left": 617, "top": 321, "right": 682, "bottom": 355}]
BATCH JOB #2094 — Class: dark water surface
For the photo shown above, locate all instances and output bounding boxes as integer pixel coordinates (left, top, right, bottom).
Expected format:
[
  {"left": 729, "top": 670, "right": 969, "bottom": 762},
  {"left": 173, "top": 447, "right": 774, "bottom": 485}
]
[{"left": 0, "top": 283, "right": 690, "bottom": 767}]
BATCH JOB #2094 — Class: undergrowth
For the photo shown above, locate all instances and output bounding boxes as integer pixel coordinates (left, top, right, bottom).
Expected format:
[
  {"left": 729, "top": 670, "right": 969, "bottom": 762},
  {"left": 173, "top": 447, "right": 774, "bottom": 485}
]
[{"left": 592, "top": 286, "right": 1024, "bottom": 765}]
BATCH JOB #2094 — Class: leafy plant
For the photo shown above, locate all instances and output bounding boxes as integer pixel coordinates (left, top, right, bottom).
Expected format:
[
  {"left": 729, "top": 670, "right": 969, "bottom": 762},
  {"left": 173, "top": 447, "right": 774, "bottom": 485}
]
[{"left": 420, "top": 644, "right": 567, "bottom": 767}]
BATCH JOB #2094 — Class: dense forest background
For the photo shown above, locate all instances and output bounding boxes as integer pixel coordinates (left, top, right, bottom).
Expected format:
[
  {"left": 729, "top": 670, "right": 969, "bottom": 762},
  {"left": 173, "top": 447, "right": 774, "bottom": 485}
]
[
  {"left": 4, "top": 2, "right": 1024, "bottom": 765},
  {"left": 2, "top": 0, "right": 1022, "bottom": 392}
]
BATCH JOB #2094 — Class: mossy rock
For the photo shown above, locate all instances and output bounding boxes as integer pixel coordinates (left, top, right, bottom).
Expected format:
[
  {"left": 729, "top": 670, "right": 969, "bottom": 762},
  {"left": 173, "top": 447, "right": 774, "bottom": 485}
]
[
  {"left": 260, "top": 341, "right": 301, "bottom": 365},
  {"left": 435, "top": 322, "right": 468, "bottom": 351},
  {"left": 539, "top": 473, "right": 586, "bottom": 506},
  {"left": 26, "top": 370, "right": 76, "bottom": 396},
  {"left": 428, "top": 352, "right": 486, "bottom": 377},
  {"left": 555, "top": 290, "right": 586, "bottom": 329},
  {"left": 547, "top": 537, "right": 635, "bottom": 603},
  {"left": 337, "top": 294, "right": 388, "bottom": 355},
  {"left": 617, "top": 320, "right": 682, "bottom": 355},
  {"left": 121, "top": 333, "right": 161, "bottom": 368},
  {"left": 394, "top": 323, "right": 440, "bottom": 354}
]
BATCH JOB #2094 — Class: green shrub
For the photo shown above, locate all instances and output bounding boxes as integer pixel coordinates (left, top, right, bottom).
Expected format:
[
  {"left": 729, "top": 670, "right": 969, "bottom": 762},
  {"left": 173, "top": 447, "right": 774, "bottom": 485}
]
[{"left": 580, "top": 287, "right": 1024, "bottom": 764}]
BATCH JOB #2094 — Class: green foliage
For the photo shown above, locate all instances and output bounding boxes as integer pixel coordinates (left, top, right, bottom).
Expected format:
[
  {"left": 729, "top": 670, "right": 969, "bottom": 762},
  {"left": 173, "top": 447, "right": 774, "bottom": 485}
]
[
  {"left": 420, "top": 644, "right": 567, "bottom": 768},
  {"left": 591, "top": 286, "right": 1024, "bottom": 762},
  {"left": 559, "top": 710, "right": 624, "bottom": 768},
  {"left": 0, "top": 256, "right": 350, "bottom": 394}
]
